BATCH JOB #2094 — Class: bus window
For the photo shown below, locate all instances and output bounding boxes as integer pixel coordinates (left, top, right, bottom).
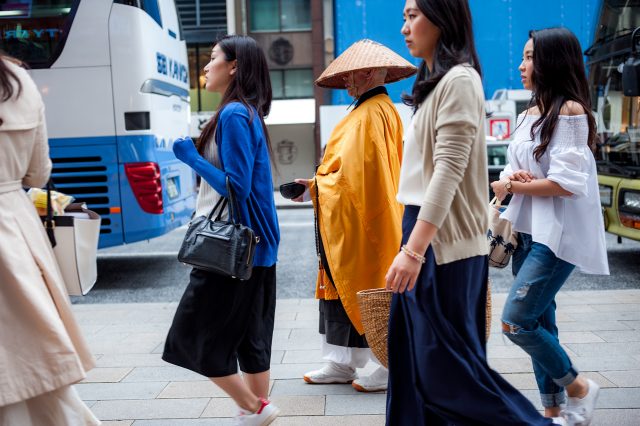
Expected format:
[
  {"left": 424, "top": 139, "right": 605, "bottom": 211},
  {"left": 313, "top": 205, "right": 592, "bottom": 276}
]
[
  {"left": 114, "top": 0, "right": 162, "bottom": 27},
  {"left": 0, "top": 0, "right": 77, "bottom": 68}
]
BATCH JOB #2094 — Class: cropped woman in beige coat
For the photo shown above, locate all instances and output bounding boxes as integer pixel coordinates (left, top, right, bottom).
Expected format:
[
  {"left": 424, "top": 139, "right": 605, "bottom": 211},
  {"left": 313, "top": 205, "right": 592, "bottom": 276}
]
[{"left": 0, "top": 56, "right": 100, "bottom": 425}]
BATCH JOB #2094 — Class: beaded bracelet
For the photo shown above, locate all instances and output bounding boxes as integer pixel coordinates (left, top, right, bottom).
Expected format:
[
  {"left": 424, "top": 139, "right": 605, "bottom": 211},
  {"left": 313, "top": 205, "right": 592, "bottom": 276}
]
[{"left": 401, "top": 245, "right": 426, "bottom": 264}]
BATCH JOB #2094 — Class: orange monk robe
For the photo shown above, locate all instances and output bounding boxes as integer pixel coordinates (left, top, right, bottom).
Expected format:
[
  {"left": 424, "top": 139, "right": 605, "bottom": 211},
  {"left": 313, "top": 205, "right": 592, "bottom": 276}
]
[{"left": 310, "top": 93, "right": 404, "bottom": 335}]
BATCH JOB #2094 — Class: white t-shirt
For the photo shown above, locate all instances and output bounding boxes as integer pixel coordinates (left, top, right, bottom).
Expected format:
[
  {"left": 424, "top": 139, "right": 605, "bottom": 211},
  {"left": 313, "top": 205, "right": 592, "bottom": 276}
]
[{"left": 500, "top": 113, "right": 609, "bottom": 275}]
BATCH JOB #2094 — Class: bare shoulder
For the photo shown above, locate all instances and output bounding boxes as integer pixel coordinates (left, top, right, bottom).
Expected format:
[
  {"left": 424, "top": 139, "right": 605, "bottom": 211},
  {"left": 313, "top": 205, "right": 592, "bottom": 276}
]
[
  {"left": 525, "top": 105, "right": 541, "bottom": 115},
  {"left": 559, "top": 100, "right": 586, "bottom": 116}
]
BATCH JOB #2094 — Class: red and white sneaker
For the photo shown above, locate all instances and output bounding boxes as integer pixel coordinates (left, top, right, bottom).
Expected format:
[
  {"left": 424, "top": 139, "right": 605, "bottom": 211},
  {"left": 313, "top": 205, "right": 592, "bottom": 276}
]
[{"left": 234, "top": 398, "right": 279, "bottom": 426}]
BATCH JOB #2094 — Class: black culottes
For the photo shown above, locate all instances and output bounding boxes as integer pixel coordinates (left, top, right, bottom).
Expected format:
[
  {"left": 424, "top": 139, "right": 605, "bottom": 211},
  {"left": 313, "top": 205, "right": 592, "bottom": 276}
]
[{"left": 162, "top": 265, "right": 276, "bottom": 377}]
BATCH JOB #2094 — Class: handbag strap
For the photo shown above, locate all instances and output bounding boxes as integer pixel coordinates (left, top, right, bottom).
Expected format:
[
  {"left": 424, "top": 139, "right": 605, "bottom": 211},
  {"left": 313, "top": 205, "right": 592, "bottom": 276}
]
[
  {"left": 45, "top": 179, "right": 57, "bottom": 248},
  {"left": 204, "top": 177, "right": 241, "bottom": 224}
]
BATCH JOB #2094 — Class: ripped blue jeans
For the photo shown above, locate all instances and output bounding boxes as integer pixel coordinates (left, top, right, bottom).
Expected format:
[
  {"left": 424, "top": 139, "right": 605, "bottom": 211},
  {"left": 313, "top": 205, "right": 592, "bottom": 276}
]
[{"left": 502, "top": 233, "right": 577, "bottom": 408}]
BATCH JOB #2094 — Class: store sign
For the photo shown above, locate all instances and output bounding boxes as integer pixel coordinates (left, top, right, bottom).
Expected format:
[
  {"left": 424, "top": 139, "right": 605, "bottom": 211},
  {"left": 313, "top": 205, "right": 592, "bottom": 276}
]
[{"left": 2, "top": 28, "right": 61, "bottom": 39}]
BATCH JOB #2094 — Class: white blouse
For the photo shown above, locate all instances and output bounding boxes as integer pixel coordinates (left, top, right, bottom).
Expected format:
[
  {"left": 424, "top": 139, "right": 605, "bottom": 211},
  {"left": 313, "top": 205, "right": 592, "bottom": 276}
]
[{"left": 500, "top": 113, "right": 609, "bottom": 275}]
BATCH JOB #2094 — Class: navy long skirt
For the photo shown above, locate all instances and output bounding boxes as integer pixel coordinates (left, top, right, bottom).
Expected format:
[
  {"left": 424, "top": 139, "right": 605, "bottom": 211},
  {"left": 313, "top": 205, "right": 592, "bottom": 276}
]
[{"left": 386, "top": 206, "right": 551, "bottom": 426}]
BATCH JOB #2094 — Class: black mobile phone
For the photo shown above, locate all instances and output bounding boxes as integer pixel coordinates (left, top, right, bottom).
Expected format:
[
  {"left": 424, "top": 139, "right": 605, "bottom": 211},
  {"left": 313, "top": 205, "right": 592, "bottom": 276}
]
[{"left": 279, "top": 182, "right": 306, "bottom": 199}]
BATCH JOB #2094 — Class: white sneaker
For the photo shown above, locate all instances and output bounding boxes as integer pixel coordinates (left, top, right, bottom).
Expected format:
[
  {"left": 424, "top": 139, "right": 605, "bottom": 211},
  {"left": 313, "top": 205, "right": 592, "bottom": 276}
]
[
  {"left": 352, "top": 366, "right": 388, "bottom": 392},
  {"left": 551, "top": 417, "right": 568, "bottom": 426},
  {"left": 303, "top": 362, "right": 357, "bottom": 384},
  {"left": 234, "top": 398, "right": 279, "bottom": 426},
  {"left": 566, "top": 378, "right": 600, "bottom": 426}
]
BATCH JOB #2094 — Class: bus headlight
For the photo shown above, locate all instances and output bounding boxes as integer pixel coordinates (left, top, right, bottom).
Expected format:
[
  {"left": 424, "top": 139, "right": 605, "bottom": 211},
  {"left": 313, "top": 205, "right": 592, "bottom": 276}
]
[
  {"left": 619, "top": 190, "right": 640, "bottom": 230},
  {"left": 622, "top": 191, "right": 640, "bottom": 212},
  {"left": 599, "top": 184, "right": 612, "bottom": 207}
]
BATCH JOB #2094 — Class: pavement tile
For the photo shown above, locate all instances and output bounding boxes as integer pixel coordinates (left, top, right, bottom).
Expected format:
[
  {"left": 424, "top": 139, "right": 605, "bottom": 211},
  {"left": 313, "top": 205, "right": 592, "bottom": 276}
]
[
  {"left": 270, "top": 379, "right": 358, "bottom": 396},
  {"left": 81, "top": 367, "right": 133, "bottom": 383},
  {"left": 200, "top": 397, "right": 237, "bottom": 418},
  {"left": 565, "top": 342, "right": 640, "bottom": 357},
  {"left": 565, "top": 311, "right": 640, "bottom": 322},
  {"left": 592, "top": 303, "right": 640, "bottom": 313},
  {"left": 295, "top": 311, "right": 319, "bottom": 321},
  {"left": 487, "top": 344, "right": 531, "bottom": 359},
  {"left": 269, "top": 363, "right": 327, "bottom": 380},
  {"left": 158, "top": 381, "right": 227, "bottom": 398},
  {"left": 558, "top": 320, "right": 632, "bottom": 332},
  {"left": 573, "top": 356, "right": 640, "bottom": 371},
  {"left": 97, "top": 354, "right": 167, "bottom": 368},
  {"left": 580, "top": 372, "right": 618, "bottom": 388},
  {"left": 122, "top": 366, "right": 203, "bottom": 382},
  {"left": 269, "top": 395, "right": 325, "bottom": 416},
  {"left": 595, "top": 330, "right": 640, "bottom": 342},
  {"left": 271, "top": 350, "right": 286, "bottom": 364},
  {"left": 601, "top": 370, "right": 640, "bottom": 387},
  {"left": 592, "top": 409, "right": 640, "bottom": 426},
  {"left": 558, "top": 331, "right": 606, "bottom": 343},
  {"left": 91, "top": 398, "right": 210, "bottom": 420},
  {"left": 273, "top": 415, "right": 385, "bottom": 425},
  {"left": 281, "top": 350, "right": 323, "bottom": 364},
  {"left": 487, "top": 358, "right": 534, "bottom": 374},
  {"left": 289, "top": 329, "right": 322, "bottom": 340},
  {"left": 275, "top": 312, "right": 297, "bottom": 321},
  {"left": 621, "top": 321, "right": 640, "bottom": 330},
  {"left": 274, "top": 319, "right": 318, "bottom": 329},
  {"left": 501, "top": 373, "right": 538, "bottom": 390},
  {"left": 272, "top": 338, "right": 322, "bottom": 351},
  {"left": 598, "top": 388, "right": 640, "bottom": 409},
  {"left": 76, "top": 382, "right": 166, "bottom": 400},
  {"left": 325, "top": 394, "right": 387, "bottom": 415}
]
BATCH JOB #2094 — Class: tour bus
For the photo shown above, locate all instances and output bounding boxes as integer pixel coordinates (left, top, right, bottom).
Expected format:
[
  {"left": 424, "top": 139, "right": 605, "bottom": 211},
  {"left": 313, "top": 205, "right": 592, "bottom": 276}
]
[
  {"left": 586, "top": 0, "right": 640, "bottom": 242},
  {"left": 0, "top": 0, "right": 197, "bottom": 248}
]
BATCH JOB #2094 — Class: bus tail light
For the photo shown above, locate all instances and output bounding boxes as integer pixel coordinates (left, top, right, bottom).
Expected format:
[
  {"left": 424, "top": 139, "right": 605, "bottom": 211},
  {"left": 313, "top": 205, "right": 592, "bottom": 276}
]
[{"left": 125, "top": 162, "right": 163, "bottom": 214}]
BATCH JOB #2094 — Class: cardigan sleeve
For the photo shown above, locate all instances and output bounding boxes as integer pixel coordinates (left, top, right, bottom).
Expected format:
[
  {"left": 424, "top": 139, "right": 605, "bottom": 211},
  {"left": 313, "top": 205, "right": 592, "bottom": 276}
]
[{"left": 417, "top": 74, "right": 482, "bottom": 227}]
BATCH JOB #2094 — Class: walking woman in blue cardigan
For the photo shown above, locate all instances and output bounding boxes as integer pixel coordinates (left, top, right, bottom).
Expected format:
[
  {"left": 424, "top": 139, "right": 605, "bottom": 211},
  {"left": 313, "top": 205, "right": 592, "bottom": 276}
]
[{"left": 163, "top": 35, "right": 280, "bottom": 426}]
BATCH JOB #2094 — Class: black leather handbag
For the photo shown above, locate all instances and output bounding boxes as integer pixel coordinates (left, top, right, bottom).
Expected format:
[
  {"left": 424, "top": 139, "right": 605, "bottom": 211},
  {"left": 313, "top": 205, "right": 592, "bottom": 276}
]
[{"left": 178, "top": 178, "right": 259, "bottom": 280}]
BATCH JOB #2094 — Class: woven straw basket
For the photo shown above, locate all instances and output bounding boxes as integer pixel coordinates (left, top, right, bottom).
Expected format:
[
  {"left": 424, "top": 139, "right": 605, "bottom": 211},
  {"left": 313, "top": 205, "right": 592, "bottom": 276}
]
[
  {"left": 357, "top": 281, "right": 493, "bottom": 369},
  {"left": 357, "top": 288, "right": 393, "bottom": 368}
]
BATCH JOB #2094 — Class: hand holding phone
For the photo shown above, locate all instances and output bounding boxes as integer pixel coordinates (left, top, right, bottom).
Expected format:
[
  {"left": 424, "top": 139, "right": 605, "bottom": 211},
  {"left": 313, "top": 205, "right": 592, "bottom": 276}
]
[{"left": 279, "top": 182, "right": 306, "bottom": 199}]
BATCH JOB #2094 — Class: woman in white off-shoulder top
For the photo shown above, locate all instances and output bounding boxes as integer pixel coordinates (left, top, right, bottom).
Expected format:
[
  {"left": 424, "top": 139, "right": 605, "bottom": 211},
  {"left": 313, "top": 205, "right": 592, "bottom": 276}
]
[{"left": 491, "top": 28, "right": 609, "bottom": 426}]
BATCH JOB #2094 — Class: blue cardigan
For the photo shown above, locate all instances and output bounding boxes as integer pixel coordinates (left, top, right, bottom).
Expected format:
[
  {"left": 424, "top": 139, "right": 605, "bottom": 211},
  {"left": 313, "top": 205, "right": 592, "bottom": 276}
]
[{"left": 199, "top": 102, "right": 279, "bottom": 267}]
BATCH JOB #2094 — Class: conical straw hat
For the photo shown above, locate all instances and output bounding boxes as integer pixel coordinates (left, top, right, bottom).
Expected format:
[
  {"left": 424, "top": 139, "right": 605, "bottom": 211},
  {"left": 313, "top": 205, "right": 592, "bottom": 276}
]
[{"left": 316, "top": 39, "right": 417, "bottom": 89}]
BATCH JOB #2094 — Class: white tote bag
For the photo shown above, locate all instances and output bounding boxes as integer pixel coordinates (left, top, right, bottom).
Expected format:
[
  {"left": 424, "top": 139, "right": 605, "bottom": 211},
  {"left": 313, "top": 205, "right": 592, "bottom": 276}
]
[{"left": 48, "top": 209, "right": 101, "bottom": 296}]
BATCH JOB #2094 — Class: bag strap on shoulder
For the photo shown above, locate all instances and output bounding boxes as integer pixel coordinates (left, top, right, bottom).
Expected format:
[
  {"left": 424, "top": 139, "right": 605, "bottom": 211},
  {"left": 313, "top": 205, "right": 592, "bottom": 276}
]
[{"left": 45, "top": 179, "right": 57, "bottom": 248}]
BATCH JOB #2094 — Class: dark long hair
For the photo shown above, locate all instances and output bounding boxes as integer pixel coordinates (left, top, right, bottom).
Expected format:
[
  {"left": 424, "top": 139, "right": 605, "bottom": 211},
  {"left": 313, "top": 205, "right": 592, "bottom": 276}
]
[
  {"left": 402, "top": 0, "right": 482, "bottom": 109},
  {"left": 197, "top": 35, "right": 274, "bottom": 162},
  {"left": 0, "top": 54, "right": 22, "bottom": 102},
  {"left": 528, "top": 28, "right": 597, "bottom": 160}
]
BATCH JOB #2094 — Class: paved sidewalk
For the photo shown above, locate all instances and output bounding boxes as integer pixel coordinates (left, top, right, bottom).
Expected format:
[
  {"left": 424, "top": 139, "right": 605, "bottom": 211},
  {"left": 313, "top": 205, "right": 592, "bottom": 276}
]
[{"left": 72, "top": 290, "right": 640, "bottom": 425}]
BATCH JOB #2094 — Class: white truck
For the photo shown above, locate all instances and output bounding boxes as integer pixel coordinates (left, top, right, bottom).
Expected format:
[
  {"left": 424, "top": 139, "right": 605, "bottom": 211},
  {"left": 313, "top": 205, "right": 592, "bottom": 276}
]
[{"left": 485, "top": 89, "right": 532, "bottom": 140}]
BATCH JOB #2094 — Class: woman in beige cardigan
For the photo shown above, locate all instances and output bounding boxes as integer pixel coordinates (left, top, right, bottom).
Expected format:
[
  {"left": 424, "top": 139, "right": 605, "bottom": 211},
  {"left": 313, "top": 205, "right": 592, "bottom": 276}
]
[
  {"left": 0, "top": 56, "right": 100, "bottom": 425},
  {"left": 383, "top": 1, "right": 565, "bottom": 425}
]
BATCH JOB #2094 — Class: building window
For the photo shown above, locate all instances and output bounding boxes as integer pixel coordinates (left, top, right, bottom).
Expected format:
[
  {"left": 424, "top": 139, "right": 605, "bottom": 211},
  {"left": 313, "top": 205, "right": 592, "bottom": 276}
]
[
  {"left": 270, "top": 68, "right": 313, "bottom": 99},
  {"left": 249, "top": 0, "right": 311, "bottom": 32}
]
